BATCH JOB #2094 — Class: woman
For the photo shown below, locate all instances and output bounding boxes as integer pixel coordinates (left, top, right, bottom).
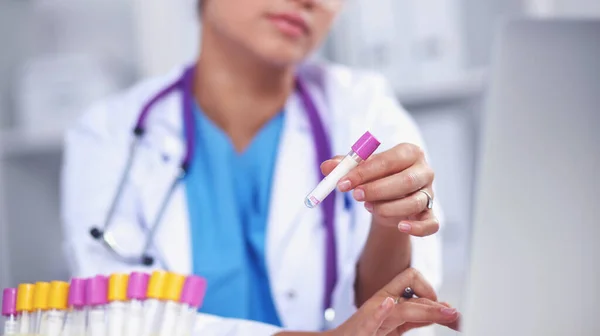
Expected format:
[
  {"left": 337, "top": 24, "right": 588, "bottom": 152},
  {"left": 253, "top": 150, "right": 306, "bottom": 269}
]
[{"left": 61, "top": 0, "right": 452, "bottom": 334}]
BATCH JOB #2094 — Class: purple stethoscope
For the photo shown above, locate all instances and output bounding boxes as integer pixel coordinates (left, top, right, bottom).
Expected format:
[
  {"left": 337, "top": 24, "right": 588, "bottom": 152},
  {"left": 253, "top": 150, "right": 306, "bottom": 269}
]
[{"left": 89, "top": 65, "right": 339, "bottom": 325}]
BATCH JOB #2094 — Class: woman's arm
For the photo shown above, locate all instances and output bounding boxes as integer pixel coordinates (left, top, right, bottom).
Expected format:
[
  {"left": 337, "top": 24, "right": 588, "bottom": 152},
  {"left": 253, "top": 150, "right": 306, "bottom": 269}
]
[
  {"left": 321, "top": 142, "right": 439, "bottom": 307},
  {"left": 355, "top": 222, "right": 412, "bottom": 306}
]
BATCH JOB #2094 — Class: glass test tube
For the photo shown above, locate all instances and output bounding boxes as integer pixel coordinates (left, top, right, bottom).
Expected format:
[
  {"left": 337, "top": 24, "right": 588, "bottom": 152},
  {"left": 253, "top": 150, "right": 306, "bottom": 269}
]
[
  {"left": 141, "top": 271, "right": 169, "bottom": 336},
  {"left": 2, "top": 288, "right": 18, "bottom": 335},
  {"left": 86, "top": 275, "right": 108, "bottom": 336},
  {"left": 174, "top": 276, "right": 207, "bottom": 336},
  {"left": 107, "top": 274, "right": 129, "bottom": 336},
  {"left": 63, "top": 278, "right": 87, "bottom": 336},
  {"left": 32, "top": 281, "right": 50, "bottom": 334},
  {"left": 305, "top": 131, "right": 381, "bottom": 208},
  {"left": 157, "top": 273, "right": 186, "bottom": 336},
  {"left": 43, "top": 281, "right": 70, "bottom": 336},
  {"left": 124, "top": 272, "right": 149, "bottom": 336},
  {"left": 16, "top": 283, "right": 35, "bottom": 334}
]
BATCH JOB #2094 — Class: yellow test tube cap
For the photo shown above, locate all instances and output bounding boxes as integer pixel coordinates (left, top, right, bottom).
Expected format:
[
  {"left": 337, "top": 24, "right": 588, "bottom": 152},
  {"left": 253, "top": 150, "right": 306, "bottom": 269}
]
[
  {"left": 108, "top": 273, "right": 129, "bottom": 302},
  {"left": 33, "top": 282, "right": 50, "bottom": 310},
  {"left": 163, "top": 272, "right": 185, "bottom": 302},
  {"left": 16, "top": 283, "right": 35, "bottom": 312},
  {"left": 47, "top": 281, "right": 69, "bottom": 310},
  {"left": 147, "top": 270, "right": 169, "bottom": 299}
]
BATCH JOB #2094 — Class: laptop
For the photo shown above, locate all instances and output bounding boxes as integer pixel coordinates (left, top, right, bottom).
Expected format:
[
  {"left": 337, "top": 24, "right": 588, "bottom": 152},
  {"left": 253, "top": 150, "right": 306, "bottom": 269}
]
[{"left": 462, "top": 19, "right": 600, "bottom": 335}]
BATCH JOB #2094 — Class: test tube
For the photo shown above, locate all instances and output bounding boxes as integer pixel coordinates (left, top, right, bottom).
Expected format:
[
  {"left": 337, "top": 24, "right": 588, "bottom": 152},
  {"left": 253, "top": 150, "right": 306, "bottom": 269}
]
[
  {"left": 32, "top": 281, "right": 50, "bottom": 333},
  {"left": 43, "top": 281, "right": 69, "bottom": 336},
  {"left": 2, "top": 288, "right": 18, "bottom": 335},
  {"left": 86, "top": 275, "right": 108, "bottom": 336},
  {"left": 304, "top": 131, "right": 381, "bottom": 208},
  {"left": 141, "top": 270, "right": 169, "bottom": 336},
  {"left": 124, "top": 272, "right": 149, "bottom": 336},
  {"left": 157, "top": 272, "right": 186, "bottom": 336},
  {"left": 174, "top": 276, "right": 207, "bottom": 336},
  {"left": 16, "top": 283, "right": 35, "bottom": 334},
  {"left": 107, "top": 273, "right": 129, "bottom": 336},
  {"left": 62, "top": 278, "right": 87, "bottom": 336}
]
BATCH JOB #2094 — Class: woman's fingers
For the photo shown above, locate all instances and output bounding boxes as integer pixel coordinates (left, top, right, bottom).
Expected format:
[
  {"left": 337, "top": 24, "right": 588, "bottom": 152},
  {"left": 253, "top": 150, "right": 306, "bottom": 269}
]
[
  {"left": 396, "top": 322, "right": 434, "bottom": 335},
  {"left": 377, "top": 298, "right": 460, "bottom": 334},
  {"left": 363, "top": 188, "right": 434, "bottom": 221},
  {"left": 352, "top": 164, "right": 433, "bottom": 202},
  {"left": 320, "top": 156, "right": 345, "bottom": 176},
  {"left": 401, "top": 299, "right": 461, "bottom": 332},
  {"left": 397, "top": 210, "right": 440, "bottom": 236},
  {"left": 355, "top": 297, "right": 395, "bottom": 336},
  {"left": 442, "top": 313, "right": 461, "bottom": 331},
  {"left": 338, "top": 144, "right": 422, "bottom": 192},
  {"left": 383, "top": 268, "right": 438, "bottom": 302},
  {"left": 395, "top": 301, "right": 458, "bottom": 324}
]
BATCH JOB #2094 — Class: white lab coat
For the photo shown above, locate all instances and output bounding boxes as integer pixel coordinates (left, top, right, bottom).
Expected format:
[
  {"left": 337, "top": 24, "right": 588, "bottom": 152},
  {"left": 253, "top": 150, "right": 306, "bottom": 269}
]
[{"left": 60, "top": 62, "right": 443, "bottom": 335}]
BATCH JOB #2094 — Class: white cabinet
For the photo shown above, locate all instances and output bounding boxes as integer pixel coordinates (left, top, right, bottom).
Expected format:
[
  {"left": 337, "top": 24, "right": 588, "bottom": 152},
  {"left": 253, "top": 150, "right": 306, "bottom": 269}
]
[
  {"left": 0, "top": 0, "right": 139, "bottom": 289},
  {"left": 327, "top": 0, "right": 466, "bottom": 91},
  {"left": 526, "top": 0, "right": 600, "bottom": 16}
]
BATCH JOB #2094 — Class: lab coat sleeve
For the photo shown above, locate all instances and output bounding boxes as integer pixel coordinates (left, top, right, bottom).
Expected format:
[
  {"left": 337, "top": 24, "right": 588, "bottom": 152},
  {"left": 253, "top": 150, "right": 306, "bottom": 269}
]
[{"left": 330, "top": 69, "right": 443, "bottom": 330}]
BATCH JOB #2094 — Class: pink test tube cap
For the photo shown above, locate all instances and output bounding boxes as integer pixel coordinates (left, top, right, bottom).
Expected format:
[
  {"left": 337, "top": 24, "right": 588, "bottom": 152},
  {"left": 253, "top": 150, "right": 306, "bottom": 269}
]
[
  {"left": 2, "top": 288, "right": 17, "bottom": 316},
  {"left": 127, "top": 272, "right": 150, "bottom": 300},
  {"left": 179, "top": 275, "right": 207, "bottom": 308},
  {"left": 86, "top": 275, "right": 108, "bottom": 306},
  {"left": 351, "top": 131, "right": 381, "bottom": 160},
  {"left": 68, "top": 278, "right": 86, "bottom": 308}
]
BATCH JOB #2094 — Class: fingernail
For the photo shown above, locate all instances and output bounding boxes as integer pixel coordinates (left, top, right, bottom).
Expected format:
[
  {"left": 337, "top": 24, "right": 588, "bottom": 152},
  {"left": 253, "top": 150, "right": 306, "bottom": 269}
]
[
  {"left": 337, "top": 179, "right": 351, "bottom": 192},
  {"left": 375, "top": 297, "right": 394, "bottom": 320},
  {"left": 380, "top": 297, "right": 394, "bottom": 309},
  {"left": 398, "top": 222, "right": 412, "bottom": 233},
  {"left": 441, "top": 308, "right": 457, "bottom": 316},
  {"left": 353, "top": 188, "right": 365, "bottom": 201},
  {"left": 364, "top": 202, "right": 373, "bottom": 212}
]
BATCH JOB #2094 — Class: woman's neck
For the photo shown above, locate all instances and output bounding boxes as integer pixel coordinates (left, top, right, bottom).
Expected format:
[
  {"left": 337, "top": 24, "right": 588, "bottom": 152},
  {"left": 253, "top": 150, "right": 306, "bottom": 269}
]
[{"left": 194, "top": 24, "right": 295, "bottom": 152}]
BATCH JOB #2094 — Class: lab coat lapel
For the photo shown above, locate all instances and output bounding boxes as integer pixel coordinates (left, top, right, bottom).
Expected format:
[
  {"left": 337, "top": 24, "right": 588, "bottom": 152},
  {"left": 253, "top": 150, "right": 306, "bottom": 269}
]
[
  {"left": 266, "top": 89, "right": 331, "bottom": 329},
  {"left": 266, "top": 92, "right": 318, "bottom": 277}
]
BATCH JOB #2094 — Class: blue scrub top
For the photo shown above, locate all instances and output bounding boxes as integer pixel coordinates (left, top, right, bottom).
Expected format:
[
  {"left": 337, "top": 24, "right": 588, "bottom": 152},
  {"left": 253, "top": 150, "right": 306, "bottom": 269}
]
[{"left": 184, "top": 102, "right": 284, "bottom": 326}]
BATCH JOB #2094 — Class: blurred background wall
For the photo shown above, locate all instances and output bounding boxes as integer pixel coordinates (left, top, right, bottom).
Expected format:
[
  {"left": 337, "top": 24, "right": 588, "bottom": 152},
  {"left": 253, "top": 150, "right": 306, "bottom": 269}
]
[{"left": 0, "top": 1, "right": 598, "bottom": 334}]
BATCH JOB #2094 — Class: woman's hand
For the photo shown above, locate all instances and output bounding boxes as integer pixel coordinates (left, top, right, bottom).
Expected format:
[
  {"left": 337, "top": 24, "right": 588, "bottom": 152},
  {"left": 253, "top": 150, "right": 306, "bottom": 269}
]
[
  {"left": 276, "top": 268, "right": 460, "bottom": 336},
  {"left": 321, "top": 143, "right": 437, "bottom": 236},
  {"left": 332, "top": 268, "right": 460, "bottom": 336}
]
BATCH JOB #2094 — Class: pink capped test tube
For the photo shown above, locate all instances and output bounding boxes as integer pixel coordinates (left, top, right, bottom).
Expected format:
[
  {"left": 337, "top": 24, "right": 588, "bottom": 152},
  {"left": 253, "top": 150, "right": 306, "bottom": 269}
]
[
  {"left": 174, "top": 275, "right": 208, "bottom": 336},
  {"left": 2, "top": 288, "right": 18, "bottom": 335},
  {"left": 86, "top": 275, "right": 109, "bottom": 336},
  {"left": 124, "top": 272, "right": 149, "bottom": 336},
  {"left": 62, "top": 278, "right": 87, "bottom": 336},
  {"left": 305, "top": 131, "right": 381, "bottom": 208}
]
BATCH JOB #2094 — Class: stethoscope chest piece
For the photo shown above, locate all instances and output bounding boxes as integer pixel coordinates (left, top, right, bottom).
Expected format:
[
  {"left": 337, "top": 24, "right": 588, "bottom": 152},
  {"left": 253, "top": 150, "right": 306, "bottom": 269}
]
[{"left": 89, "top": 227, "right": 156, "bottom": 267}]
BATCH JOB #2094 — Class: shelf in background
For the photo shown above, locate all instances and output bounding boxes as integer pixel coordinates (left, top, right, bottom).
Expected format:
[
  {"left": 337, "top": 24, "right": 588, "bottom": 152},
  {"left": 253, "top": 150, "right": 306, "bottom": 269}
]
[
  {"left": 0, "top": 70, "right": 487, "bottom": 158},
  {"left": 397, "top": 69, "right": 488, "bottom": 109},
  {"left": 0, "top": 128, "right": 64, "bottom": 158}
]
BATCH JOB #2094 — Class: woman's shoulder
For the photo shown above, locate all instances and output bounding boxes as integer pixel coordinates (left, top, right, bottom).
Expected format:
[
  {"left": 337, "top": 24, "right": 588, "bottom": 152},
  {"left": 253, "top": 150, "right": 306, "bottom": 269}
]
[
  {"left": 298, "top": 61, "right": 424, "bottom": 153},
  {"left": 298, "top": 61, "right": 407, "bottom": 120},
  {"left": 298, "top": 61, "right": 395, "bottom": 99}
]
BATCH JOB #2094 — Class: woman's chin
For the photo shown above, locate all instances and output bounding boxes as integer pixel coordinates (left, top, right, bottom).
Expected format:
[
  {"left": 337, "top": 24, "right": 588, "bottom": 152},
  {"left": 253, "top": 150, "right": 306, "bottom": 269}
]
[{"left": 253, "top": 40, "right": 310, "bottom": 68}]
